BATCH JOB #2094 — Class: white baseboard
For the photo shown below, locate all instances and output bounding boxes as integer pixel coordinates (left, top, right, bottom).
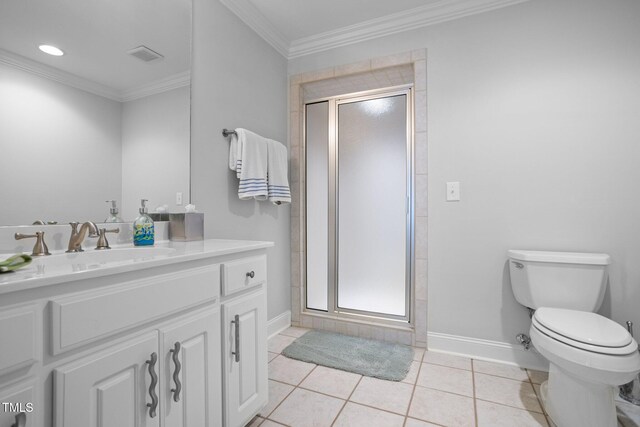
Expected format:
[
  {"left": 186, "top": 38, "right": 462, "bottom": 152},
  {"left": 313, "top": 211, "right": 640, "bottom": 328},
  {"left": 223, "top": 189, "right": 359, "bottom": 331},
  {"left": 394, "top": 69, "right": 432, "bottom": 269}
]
[
  {"left": 268, "top": 310, "right": 291, "bottom": 339},
  {"left": 427, "top": 331, "right": 549, "bottom": 371}
]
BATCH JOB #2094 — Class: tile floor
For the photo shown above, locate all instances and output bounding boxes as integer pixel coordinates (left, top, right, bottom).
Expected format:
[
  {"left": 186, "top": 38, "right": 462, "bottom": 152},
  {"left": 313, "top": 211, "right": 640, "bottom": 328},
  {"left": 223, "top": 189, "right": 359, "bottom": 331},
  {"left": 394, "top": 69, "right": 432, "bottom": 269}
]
[{"left": 247, "top": 327, "right": 640, "bottom": 427}]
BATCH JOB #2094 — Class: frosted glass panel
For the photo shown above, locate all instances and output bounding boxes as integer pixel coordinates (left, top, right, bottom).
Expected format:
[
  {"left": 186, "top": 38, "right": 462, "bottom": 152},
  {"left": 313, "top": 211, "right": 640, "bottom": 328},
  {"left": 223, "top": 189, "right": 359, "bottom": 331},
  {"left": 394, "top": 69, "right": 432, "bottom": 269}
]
[
  {"left": 305, "top": 102, "right": 329, "bottom": 311},
  {"left": 337, "top": 95, "right": 407, "bottom": 316}
]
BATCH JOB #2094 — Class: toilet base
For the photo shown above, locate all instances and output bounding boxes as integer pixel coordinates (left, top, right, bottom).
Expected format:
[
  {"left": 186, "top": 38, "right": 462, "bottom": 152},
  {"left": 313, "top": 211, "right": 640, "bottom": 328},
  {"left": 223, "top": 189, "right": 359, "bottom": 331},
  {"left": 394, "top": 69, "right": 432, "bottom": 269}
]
[{"left": 544, "top": 363, "right": 618, "bottom": 427}]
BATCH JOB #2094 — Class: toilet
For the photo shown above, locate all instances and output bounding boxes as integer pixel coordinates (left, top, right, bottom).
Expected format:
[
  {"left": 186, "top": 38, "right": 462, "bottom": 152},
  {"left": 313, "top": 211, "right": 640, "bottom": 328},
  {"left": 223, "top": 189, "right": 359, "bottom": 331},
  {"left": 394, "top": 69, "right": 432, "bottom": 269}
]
[{"left": 508, "top": 250, "right": 640, "bottom": 427}]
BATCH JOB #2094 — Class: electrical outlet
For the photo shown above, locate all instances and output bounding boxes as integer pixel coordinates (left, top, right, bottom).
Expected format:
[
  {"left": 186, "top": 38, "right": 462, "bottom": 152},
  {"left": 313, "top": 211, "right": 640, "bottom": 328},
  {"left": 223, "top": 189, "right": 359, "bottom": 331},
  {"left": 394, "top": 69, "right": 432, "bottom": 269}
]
[{"left": 176, "top": 192, "right": 183, "bottom": 205}]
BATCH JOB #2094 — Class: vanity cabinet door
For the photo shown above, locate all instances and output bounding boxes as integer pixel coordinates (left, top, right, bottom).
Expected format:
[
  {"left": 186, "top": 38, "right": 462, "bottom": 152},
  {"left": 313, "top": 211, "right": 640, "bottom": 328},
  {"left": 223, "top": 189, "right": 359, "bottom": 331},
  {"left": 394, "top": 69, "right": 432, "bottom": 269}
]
[
  {"left": 0, "top": 379, "right": 37, "bottom": 427},
  {"left": 54, "top": 332, "right": 160, "bottom": 427},
  {"left": 160, "top": 306, "right": 221, "bottom": 427},
  {"left": 222, "top": 287, "right": 268, "bottom": 427}
]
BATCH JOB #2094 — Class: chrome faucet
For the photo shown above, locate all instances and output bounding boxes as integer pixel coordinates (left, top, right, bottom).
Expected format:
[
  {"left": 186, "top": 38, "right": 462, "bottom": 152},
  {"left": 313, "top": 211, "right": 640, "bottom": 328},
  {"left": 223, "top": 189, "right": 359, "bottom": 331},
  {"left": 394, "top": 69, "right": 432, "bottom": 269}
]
[
  {"left": 95, "top": 227, "right": 120, "bottom": 250},
  {"left": 15, "top": 231, "right": 51, "bottom": 256},
  {"left": 66, "top": 222, "right": 100, "bottom": 253}
]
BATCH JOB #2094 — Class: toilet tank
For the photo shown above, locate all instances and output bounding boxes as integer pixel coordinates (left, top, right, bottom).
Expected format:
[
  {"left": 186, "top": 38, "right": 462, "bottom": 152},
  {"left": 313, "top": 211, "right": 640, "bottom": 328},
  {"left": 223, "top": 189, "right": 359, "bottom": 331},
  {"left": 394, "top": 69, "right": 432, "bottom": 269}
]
[{"left": 508, "top": 250, "right": 611, "bottom": 311}]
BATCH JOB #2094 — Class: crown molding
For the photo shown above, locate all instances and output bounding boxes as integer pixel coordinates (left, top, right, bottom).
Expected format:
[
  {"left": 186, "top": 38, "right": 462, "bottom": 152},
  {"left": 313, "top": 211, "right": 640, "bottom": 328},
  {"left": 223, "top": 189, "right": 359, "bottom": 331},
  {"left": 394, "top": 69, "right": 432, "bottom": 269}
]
[
  {"left": 120, "top": 71, "right": 191, "bottom": 102},
  {"left": 0, "top": 48, "right": 121, "bottom": 101},
  {"left": 289, "top": 0, "right": 530, "bottom": 58},
  {"left": 1, "top": 48, "right": 190, "bottom": 103},
  {"left": 219, "top": 0, "right": 530, "bottom": 60},
  {"left": 218, "top": 0, "right": 290, "bottom": 58}
]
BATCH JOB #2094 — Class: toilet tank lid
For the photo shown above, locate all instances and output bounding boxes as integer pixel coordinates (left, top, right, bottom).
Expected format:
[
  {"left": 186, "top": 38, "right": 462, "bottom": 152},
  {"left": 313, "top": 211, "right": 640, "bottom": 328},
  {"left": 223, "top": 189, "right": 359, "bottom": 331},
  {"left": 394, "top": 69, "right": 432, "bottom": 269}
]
[{"left": 508, "top": 250, "right": 611, "bottom": 265}]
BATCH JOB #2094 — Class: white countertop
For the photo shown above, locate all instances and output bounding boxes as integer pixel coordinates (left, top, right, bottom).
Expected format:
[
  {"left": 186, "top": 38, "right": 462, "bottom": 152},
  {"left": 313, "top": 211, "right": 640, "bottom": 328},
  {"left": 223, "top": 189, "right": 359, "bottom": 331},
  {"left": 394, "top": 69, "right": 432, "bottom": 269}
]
[{"left": 0, "top": 239, "right": 273, "bottom": 295}]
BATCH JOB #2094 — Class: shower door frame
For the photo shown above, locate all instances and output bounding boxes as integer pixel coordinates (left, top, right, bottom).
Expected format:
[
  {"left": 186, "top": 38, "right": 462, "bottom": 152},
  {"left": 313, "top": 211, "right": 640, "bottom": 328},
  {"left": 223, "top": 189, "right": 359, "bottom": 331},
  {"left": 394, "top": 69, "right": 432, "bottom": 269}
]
[{"left": 303, "top": 85, "right": 415, "bottom": 324}]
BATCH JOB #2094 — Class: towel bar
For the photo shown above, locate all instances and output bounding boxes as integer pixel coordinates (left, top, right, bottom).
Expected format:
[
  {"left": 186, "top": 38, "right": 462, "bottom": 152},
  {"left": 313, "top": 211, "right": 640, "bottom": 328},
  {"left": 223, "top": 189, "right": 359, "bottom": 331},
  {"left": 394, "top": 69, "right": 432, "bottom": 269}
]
[{"left": 222, "top": 128, "right": 237, "bottom": 138}]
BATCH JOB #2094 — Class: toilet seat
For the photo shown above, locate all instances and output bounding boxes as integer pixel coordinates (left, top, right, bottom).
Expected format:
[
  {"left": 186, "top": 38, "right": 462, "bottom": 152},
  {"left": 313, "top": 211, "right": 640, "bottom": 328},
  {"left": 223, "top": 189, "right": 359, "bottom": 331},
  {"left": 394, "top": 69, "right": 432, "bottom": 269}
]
[{"left": 532, "top": 307, "right": 637, "bottom": 356}]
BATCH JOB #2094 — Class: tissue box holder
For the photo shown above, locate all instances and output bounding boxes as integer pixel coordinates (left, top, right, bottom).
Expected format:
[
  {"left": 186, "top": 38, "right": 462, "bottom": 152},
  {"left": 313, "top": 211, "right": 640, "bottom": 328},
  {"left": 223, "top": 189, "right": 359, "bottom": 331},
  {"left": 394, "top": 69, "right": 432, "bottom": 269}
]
[{"left": 169, "top": 213, "right": 204, "bottom": 241}]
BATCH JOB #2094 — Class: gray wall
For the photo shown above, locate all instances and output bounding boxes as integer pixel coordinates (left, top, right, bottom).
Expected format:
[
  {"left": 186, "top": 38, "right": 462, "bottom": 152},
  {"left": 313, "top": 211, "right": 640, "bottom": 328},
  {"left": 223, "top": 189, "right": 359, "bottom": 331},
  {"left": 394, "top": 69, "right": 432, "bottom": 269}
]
[
  {"left": 289, "top": 0, "right": 640, "bottom": 344},
  {"left": 191, "top": 0, "right": 290, "bottom": 320}
]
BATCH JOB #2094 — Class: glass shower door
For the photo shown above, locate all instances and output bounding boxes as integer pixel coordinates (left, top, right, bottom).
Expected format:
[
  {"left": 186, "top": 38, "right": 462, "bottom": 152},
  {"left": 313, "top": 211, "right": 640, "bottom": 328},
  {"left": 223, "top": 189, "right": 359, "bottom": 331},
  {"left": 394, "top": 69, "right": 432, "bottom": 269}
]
[
  {"left": 305, "top": 101, "right": 329, "bottom": 311},
  {"left": 304, "top": 88, "right": 412, "bottom": 322},
  {"left": 336, "top": 94, "right": 410, "bottom": 318}
]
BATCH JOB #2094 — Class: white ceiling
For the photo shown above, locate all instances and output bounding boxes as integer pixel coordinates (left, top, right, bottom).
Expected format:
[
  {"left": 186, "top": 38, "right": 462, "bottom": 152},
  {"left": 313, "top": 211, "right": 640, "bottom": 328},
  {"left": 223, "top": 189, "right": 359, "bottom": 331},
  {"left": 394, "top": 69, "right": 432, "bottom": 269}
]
[
  {"left": 221, "top": 0, "right": 530, "bottom": 58},
  {"left": 0, "top": 0, "right": 191, "bottom": 97},
  {"left": 0, "top": 0, "right": 528, "bottom": 95}
]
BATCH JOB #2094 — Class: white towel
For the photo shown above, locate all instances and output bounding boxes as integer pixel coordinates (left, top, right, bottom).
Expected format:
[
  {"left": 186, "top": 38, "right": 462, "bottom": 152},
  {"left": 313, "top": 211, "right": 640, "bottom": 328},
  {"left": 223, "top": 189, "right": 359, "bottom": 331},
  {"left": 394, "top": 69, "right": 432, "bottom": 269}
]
[
  {"left": 228, "top": 133, "right": 241, "bottom": 177},
  {"left": 267, "top": 139, "right": 291, "bottom": 205},
  {"left": 235, "top": 128, "right": 268, "bottom": 200}
]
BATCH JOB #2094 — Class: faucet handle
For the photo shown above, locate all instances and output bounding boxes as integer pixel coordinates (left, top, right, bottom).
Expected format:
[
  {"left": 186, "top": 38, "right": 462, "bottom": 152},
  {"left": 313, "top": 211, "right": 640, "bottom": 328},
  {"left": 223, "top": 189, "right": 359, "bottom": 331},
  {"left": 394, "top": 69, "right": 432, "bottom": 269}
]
[
  {"left": 15, "top": 231, "right": 51, "bottom": 256},
  {"left": 95, "top": 228, "right": 120, "bottom": 250}
]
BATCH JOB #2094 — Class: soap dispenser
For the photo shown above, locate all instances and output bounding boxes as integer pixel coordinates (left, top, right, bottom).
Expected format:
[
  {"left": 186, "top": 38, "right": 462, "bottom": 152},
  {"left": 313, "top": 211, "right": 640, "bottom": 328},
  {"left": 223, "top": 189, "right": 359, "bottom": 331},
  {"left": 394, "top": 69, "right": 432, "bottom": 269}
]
[
  {"left": 104, "top": 200, "right": 123, "bottom": 223},
  {"left": 133, "top": 199, "right": 154, "bottom": 246}
]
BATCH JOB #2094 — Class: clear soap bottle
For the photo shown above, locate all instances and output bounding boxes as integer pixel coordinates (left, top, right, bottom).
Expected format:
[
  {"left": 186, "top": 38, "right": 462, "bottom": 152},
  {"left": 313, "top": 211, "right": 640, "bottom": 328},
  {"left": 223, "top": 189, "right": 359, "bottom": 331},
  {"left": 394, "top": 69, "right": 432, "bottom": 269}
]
[
  {"left": 104, "top": 200, "right": 123, "bottom": 223},
  {"left": 133, "top": 199, "right": 154, "bottom": 246}
]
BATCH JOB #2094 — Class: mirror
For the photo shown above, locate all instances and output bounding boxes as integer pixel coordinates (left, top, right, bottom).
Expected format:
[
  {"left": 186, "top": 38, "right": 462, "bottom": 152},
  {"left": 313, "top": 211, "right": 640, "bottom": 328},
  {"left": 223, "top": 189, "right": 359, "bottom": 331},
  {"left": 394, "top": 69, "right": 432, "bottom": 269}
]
[{"left": 0, "top": 0, "right": 192, "bottom": 226}]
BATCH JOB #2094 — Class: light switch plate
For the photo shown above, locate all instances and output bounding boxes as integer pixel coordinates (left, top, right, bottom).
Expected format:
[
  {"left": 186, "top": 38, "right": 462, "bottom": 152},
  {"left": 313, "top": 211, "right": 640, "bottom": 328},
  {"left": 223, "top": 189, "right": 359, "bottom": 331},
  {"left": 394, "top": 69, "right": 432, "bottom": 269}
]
[{"left": 446, "top": 182, "right": 460, "bottom": 201}]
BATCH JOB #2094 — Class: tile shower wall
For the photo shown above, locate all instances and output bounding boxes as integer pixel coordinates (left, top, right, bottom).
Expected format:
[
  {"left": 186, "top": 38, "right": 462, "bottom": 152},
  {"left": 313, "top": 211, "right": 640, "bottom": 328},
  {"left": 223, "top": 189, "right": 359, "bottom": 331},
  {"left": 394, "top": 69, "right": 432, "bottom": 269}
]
[{"left": 289, "top": 50, "right": 428, "bottom": 347}]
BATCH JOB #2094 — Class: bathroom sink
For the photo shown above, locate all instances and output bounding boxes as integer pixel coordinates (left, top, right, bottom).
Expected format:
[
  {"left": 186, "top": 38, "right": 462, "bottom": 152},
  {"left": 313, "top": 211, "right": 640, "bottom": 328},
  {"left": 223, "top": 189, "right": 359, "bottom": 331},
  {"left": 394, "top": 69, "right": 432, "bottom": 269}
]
[
  {"left": 28, "top": 247, "right": 176, "bottom": 273},
  {"left": 0, "top": 239, "right": 274, "bottom": 293}
]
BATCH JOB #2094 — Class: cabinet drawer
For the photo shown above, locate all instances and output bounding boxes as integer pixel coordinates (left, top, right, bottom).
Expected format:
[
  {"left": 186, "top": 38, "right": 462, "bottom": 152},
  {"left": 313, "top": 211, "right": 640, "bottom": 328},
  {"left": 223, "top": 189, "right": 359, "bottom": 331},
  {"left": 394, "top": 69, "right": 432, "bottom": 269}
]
[
  {"left": 221, "top": 255, "right": 267, "bottom": 296},
  {"left": 51, "top": 264, "right": 219, "bottom": 355},
  {"left": 0, "top": 304, "right": 40, "bottom": 376}
]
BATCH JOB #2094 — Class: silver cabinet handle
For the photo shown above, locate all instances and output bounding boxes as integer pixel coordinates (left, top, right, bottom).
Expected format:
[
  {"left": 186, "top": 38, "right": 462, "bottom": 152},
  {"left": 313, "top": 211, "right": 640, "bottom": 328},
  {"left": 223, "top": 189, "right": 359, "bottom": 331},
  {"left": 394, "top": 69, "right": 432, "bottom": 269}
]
[
  {"left": 146, "top": 352, "right": 159, "bottom": 418},
  {"left": 246, "top": 271, "right": 255, "bottom": 279},
  {"left": 170, "top": 342, "right": 182, "bottom": 402},
  {"left": 11, "top": 412, "right": 26, "bottom": 427},
  {"left": 231, "top": 314, "right": 240, "bottom": 362}
]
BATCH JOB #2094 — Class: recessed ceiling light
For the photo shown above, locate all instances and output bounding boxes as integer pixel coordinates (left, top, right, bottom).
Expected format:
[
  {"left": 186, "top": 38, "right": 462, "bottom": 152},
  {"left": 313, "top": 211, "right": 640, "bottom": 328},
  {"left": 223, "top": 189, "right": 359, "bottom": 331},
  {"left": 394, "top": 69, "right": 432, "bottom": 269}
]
[{"left": 38, "top": 44, "right": 64, "bottom": 56}]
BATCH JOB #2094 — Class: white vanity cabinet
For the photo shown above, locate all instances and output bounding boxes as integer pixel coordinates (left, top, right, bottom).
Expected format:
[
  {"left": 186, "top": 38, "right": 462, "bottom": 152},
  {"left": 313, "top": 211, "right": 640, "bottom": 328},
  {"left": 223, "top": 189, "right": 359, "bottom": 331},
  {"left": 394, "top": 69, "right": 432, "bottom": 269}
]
[
  {"left": 221, "top": 255, "right": 268, "bottom": 427},
  {"left": 54, "top": 332, "right": 161, "bottom": 427},
  {"left": 0, "top": 379, "right": 37, "bottom": 427},
  {"left": 0, "top": 302, "right": 41, "bottom": 427},
  {"left": 0, "top": 239, "right": 272, "bottom": 427},
  {"left": 160, "top": 307, "right": 221, "bottom": 427},
  {"left": 54, "top": 306, "right": 221, "bottom": 427}
]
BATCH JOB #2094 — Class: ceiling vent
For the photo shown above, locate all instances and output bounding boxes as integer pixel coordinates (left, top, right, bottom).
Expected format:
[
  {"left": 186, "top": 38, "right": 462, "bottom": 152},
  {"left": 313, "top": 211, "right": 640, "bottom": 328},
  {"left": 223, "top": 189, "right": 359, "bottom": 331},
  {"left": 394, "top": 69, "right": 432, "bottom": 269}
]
[{"left": 127, "top": 46, "right": 164, "bottom": 62}]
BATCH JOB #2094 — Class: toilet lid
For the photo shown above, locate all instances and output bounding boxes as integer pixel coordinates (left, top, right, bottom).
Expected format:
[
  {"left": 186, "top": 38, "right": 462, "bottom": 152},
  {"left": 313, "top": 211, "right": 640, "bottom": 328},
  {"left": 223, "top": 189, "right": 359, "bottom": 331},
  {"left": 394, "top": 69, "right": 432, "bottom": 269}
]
[{"left": 534, "top": 307, "right": 632, "bottom": 348}]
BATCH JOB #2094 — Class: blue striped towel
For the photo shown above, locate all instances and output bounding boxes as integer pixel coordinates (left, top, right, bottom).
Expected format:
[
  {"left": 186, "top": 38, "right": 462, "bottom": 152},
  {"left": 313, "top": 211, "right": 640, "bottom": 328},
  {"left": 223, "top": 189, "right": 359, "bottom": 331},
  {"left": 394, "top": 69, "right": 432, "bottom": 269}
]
[{"left": 267, "top": 139, "right": 291, "bottom": 205}]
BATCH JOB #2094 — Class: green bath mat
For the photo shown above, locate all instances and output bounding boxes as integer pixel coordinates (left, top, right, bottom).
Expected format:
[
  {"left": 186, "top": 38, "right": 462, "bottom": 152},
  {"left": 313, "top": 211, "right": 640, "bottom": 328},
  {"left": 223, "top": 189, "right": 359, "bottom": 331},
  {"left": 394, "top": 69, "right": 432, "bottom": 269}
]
[{"left": 282, "top": 330, "right": 413, "bottom": 381}]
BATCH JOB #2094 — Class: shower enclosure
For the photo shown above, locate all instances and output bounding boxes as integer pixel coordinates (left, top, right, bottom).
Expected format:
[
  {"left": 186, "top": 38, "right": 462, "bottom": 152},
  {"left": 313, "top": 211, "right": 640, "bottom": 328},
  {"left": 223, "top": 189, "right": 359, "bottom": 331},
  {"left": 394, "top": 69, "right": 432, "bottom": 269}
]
[{"left": 304, "top": 86, "right": 414, "bottom": 323}]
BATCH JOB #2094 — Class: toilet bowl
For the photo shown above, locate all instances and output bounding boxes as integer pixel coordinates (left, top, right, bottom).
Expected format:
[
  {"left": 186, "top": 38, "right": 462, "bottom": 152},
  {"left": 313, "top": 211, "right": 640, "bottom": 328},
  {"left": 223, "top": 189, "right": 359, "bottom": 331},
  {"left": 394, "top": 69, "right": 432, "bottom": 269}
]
[
  {"left": 529, "top": 308, "right": 640, "bottom": 427},
  {"left": 508, "top": 250, "right": 640, "bottom": 427}
]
